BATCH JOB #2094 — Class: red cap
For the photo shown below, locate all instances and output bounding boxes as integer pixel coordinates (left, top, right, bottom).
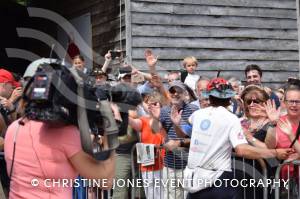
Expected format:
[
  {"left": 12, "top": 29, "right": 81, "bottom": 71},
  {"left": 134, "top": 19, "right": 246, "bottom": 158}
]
[{"left": 0, "top": 69, "right": 21, "bottom": 87}]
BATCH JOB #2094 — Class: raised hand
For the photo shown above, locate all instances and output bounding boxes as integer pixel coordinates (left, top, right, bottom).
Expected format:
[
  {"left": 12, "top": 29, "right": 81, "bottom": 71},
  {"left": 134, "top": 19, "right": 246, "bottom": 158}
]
[
  {"left": 144, "top": 49, "right": 158, "bottom": 68},
  {"left": 264, "top": 99, "right": 280, "bottom": 123},
  {"left": 170, "top": 105, "right": 182, "bottom": 126},
  {"left": 105, "top": 51, "right": 112, "bottom": 61},
  {"left": 251, "top": 102, "right": 267, "bottom": 117}
]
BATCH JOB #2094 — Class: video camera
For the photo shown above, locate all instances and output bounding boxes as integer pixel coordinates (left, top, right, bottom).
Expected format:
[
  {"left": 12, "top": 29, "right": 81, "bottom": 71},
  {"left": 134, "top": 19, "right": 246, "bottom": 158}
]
[{"left": 23, "top": 59, "right": 142, "bottom": 160}]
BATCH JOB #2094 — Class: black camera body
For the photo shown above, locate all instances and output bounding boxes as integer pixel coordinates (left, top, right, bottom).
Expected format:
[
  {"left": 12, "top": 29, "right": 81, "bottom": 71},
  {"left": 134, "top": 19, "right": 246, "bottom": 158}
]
[
  {"left": 24, "top": 61, "right": 78, "bottom": 125},
  {"left": 95, "top": 82, "right": 142, "bottom": 136}
]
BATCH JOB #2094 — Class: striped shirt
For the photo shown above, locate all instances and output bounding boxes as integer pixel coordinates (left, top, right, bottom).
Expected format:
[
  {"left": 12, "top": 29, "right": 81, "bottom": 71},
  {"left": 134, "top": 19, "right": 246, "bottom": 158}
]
[{"left": 160, "top": 103, "right": 198, "bottom": 169}]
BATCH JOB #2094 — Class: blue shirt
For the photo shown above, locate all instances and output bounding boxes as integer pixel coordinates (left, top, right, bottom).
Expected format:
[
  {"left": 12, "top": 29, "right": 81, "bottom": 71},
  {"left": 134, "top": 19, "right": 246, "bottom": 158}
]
[{"left": 160, "top": 103, "right": 198, "bottom": 169}]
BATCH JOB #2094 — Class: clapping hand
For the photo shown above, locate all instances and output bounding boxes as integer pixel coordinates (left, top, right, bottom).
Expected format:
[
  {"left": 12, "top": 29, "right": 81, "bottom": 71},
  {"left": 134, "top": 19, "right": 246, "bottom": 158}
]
[
  {"left": 170, "top": 105, "right": 182, "bottom": 126},
  {"left": 148, "top": 102, "right": 161, "bottom": 120}
]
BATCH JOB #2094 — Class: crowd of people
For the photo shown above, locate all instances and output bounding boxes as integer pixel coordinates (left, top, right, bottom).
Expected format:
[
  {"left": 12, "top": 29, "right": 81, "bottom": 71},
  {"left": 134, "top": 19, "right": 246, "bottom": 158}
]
[{"left": 0, "top": 48, "right": 299, "bottom": 199}]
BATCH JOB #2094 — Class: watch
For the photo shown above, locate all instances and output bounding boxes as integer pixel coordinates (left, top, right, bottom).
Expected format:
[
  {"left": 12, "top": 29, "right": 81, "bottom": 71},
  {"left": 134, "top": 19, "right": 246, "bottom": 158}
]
[
  {"left": 269, "top": 122, "right": 277, "bottom": 128},
  {"left": 252, "top": 137, "right": 257, "bottom": 143},
  {"left": 180, "top": 139, "right": 185, "bottom": 147}
]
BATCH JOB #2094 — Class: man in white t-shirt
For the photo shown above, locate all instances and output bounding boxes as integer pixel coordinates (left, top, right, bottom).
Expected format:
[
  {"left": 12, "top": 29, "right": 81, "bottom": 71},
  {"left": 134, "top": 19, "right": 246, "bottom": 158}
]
[{"left": 171, "top": 77, "right": 293, "bottom": 199}]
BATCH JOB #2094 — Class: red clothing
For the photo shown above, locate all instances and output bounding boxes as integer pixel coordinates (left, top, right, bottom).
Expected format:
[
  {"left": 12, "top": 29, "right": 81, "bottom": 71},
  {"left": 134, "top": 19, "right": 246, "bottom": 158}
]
[
  {"left": 276, "top": 115, "right": 299, "bottom": 179},
  {"left": 67, "top": 42, "right": 80, "bottom": 59},
  {"left": 4, "top": 120, "right": 81, "bottom": 199},
  {"left": 140, "top": 116, "right": 165, "bottom": 172}
]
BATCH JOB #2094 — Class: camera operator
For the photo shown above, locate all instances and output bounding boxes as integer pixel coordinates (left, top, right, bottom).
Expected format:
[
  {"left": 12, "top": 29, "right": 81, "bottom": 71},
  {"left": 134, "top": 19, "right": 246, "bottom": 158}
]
[{"left": 4, "top": 64, "right": 117, "bottom": 199}]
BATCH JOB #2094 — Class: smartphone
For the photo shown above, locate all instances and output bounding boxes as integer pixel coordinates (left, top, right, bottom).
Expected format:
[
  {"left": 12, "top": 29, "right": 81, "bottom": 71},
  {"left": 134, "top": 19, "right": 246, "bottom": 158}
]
[{"left": 110, "top": 51, "right": 122, "bottom": 59}]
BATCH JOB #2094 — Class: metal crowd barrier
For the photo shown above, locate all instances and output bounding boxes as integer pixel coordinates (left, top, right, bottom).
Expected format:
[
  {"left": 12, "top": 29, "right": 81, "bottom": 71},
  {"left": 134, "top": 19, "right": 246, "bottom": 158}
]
[
  {"left": 231, "top": 154, "right": 269, "bottom": 199},
  {"left": 73, "top": 186, "right": 112, "bottom": 199},
  {"left": 275, "top": 160, "right": 300, "bottom": 199},
  {"left": 131, "top": 144, "right": 189, "bottom": 199},
  {"left": 130, "top": 144, "right": 269, "bottom": 199}
]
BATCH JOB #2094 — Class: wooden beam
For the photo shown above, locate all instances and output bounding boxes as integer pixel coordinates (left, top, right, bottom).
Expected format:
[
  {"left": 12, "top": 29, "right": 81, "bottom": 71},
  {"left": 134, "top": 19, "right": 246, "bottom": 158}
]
[
  {"left": 132, "top": 13, "right": 297, "bottom": 29},
  {"left": 132, "top": 0, "right": 296, "bottom": 9},
  {"left": 125, "top": 0, "right": 133, "bottom": 63},
  {"left": 132, "top": 48, "right": 299, "bottom": 60},
  {"left": 131, "top": 2, "right": 296, "bottom": 19},
  {"left": 132, "top": 37, "right": 298, "bottom": 50},
  {"left": 132, "top": 25, "right": 298, "bottom": 39},
  {"left": 132, "top": 60, "right": 300, "bottom": 71}
]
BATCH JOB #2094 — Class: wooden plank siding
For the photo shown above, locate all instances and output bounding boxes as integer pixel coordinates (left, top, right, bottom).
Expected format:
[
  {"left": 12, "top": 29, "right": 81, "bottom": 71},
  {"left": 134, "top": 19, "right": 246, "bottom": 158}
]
[{"left": 127, "top": 0, "right": 299, "bottom": 88}]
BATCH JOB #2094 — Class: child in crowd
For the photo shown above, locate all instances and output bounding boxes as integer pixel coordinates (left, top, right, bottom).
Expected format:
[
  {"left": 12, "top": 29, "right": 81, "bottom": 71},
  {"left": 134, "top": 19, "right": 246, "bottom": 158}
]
[{"left": 181, "top": 56, "right": 200, "bottom": 92}]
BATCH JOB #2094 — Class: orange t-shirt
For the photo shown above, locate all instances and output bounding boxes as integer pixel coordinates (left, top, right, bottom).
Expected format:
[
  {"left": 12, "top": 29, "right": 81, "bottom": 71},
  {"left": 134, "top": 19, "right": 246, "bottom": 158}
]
[
  {"left": 140, "top": 116, "right": 165, "bottom": 172},
  {"left": 276, "top": 115, "right": 299, "bottom": 179}
]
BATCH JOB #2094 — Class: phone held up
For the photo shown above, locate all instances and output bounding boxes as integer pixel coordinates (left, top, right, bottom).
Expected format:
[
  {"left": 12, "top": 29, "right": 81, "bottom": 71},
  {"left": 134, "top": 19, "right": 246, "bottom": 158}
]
[{"left": 110, "top": 50, "right": 126, "bottom": 59}]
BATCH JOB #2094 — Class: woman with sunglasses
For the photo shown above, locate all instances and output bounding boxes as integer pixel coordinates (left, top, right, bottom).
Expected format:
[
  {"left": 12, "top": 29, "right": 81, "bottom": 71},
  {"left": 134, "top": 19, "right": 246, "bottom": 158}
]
[
  {"left": 240, "top": 85, "right": 280, "bottom": 147},
  {"left": 240, "top": 85, "right": 281, "bottom": 198}
]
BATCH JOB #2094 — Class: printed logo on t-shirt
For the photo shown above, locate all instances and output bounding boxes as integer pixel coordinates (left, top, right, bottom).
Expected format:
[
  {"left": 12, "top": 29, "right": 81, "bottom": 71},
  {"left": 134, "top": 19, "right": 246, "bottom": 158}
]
[
  {"left": 200, "top": 119, "right": 211, "bottom": 131},
  {"left": 238, "top": 131, "right": 245, "bottom": 140}
]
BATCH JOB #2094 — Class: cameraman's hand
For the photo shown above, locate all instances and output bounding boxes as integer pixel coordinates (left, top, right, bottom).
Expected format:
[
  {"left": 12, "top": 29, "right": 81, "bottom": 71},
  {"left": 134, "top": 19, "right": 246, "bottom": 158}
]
[{"left": 110, "top": 103, "right": 122, "bottom": 122}]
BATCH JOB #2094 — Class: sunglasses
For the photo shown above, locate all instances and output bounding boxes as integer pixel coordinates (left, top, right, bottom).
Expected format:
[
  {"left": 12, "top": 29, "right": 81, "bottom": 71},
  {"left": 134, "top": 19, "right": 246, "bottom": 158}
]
[{"left": 245, "top": 99, "right": 264, "bottom": 105}]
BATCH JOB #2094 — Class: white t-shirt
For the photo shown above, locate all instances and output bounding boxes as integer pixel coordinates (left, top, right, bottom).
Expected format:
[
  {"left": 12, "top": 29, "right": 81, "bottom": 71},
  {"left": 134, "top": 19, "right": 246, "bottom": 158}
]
[
  {"left": 184, "top": 73, "right": 199, "bottom": 91},
  {"left": 188, "top": 106, "right": 247, "bottom": 171}
]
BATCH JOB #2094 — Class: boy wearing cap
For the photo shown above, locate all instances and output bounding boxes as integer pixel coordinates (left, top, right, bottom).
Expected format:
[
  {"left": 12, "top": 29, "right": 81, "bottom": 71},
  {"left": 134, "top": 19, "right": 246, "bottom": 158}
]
[{"left": 170, "top": 78, "right": 293, "bottom": 199}]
